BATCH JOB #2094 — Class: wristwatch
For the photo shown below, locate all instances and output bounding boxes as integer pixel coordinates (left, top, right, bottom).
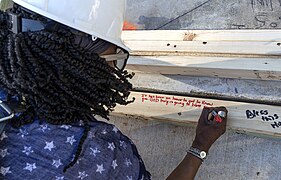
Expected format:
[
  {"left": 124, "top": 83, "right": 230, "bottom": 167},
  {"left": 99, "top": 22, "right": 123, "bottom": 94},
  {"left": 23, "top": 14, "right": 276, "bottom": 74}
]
[{"left": 187, "top": 147, "right": 207, "bottom": 161}]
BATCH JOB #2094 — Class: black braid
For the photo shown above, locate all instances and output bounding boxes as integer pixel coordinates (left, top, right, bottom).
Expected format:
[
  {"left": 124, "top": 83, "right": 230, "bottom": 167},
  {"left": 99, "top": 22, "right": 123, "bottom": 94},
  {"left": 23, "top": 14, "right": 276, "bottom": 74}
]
[{"left": 0, "top": 4, "right": 134, "bottom": 172}]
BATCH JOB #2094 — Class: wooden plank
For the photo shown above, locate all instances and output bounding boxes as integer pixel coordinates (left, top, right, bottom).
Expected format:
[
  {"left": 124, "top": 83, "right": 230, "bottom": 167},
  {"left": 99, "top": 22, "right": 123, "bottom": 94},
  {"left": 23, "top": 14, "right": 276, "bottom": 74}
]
[
  {"left": 124, "top": 40, "right": 281, "bottom": 56},
  {"left": 127, "top": 72, "right": 281, "bottom": 104},
  {"left": 112, "top": 91, "right": 281, "bottom": 137},
  {"left": 123, "top": 30, "right": 281, "bottom": 80},
  {"left": 126, "top": 56, "right": 281, "bottom": 81},
  {"left": 122, "top": 30, "right": 281, "bottom": 42}
]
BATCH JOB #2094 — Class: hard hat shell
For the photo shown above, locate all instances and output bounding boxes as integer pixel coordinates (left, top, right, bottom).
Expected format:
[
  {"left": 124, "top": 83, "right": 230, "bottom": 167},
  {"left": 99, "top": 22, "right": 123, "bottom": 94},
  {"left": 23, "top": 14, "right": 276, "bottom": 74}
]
[{"left": 13, "top": 0, "right": 130, "bottom": 52}]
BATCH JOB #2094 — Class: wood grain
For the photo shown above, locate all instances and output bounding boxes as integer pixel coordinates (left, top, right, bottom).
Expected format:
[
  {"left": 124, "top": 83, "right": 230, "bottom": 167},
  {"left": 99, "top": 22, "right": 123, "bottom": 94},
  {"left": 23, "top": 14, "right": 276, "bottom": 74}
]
[
  {"left": 126, "top": 56, "right": 281, "bottom": 80},
  {"left": 113, "top": 91, "right": 281, "bottom": 137},
  {"left": 123, "top": 30, "right": 281, "bottom": 80},
  {"left": 122, "top": 30, "right": 281, "bottom": 42},
  {"left": 125, "top": 41, "right": 281, "bottom": 56}
]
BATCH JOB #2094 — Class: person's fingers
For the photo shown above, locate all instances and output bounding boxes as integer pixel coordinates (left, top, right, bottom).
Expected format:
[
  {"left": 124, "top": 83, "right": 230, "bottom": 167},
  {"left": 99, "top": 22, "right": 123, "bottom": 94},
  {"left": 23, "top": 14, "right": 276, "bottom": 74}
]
[
  {"left": 213, "top": 107, "right": 228, "bottom": 119},
  {"left": 213, "top": 106, "right": 228, "bottom": 114},
  {"left": 198, "top": 106, "right": 228, "bottom": 127},
  {"left": 205, "top": 107, "right": 227, "bottom": 125},
  {"left": 199, "top": 107, "right": 213, "bottom": 125},
  {"left": 213, "top": 107, "right": 228, "bottom": 126}
]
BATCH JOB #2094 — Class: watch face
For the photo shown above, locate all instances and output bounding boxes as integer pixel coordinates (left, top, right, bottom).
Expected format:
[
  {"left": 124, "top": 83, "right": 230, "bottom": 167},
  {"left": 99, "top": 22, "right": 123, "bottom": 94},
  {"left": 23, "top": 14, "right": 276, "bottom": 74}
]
[{"left": 200, "top": 151, "right": 207, "bottom": 158}]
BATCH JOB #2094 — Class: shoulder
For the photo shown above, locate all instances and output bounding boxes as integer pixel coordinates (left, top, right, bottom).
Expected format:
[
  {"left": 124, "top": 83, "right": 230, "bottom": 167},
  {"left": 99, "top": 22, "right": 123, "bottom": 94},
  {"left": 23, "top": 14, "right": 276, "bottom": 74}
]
[{"left": 78, "top": 121, "right": 151, "bottom": 179}]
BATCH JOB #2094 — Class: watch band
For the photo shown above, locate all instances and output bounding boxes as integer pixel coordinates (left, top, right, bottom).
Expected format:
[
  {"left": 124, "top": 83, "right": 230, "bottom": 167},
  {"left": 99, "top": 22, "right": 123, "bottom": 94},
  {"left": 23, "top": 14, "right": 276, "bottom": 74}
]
[{"left": 187, "top": 146, "right": 207, "bottom": 162}]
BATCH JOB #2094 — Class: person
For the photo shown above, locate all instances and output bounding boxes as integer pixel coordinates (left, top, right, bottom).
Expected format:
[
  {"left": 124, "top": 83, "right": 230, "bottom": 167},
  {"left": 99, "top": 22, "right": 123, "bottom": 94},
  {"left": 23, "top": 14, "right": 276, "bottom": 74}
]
[
  {"left": 167, "top": 106, "right": 227, "bottom": 180},
  {"left": 0, "top": 0, "right": 228, "bottom": 179}
]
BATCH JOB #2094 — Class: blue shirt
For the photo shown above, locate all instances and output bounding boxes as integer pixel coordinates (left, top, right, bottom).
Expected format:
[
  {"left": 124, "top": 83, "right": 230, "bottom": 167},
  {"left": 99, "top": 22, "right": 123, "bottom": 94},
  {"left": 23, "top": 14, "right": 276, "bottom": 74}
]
[{"left": 0, "top": 119, "right": 151, "bottom": 180}]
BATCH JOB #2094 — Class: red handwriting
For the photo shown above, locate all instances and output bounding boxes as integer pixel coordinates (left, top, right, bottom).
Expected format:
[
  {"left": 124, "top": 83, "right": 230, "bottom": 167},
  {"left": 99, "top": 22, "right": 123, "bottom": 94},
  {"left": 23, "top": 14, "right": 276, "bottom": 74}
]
[{"left": 141, "top": 94, "right": 214, "bottom": 108}]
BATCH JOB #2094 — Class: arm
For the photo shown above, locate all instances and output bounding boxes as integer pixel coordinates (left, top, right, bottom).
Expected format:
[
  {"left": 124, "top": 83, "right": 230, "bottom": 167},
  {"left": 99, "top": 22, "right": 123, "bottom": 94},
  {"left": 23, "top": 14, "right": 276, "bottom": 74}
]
[{"left": 167, "top": 107, "right": 228, "bottom": 180}]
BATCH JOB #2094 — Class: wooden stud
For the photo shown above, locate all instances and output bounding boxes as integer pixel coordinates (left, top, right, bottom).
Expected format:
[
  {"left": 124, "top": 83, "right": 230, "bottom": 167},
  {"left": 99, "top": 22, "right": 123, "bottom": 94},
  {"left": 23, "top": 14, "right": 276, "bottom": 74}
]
[
  {"left": 126, "top": 56, "right": 281, "bottom": 81},
  {"left": 122, "top": 30, "right": 281, "bottom": 80},
  {"left": 112, "top": 91, "right": 281, "bottom": 137},
  {"left": 125, "top": 40, "right": 281, "bottom": 56},
  {"left": 122, "top": 30, "right": 281, "bottom": 42}
]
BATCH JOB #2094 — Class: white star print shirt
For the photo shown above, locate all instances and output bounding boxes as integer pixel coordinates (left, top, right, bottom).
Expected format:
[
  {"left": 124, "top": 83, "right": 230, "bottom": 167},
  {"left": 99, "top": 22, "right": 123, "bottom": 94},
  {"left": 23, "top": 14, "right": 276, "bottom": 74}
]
[{"left": 0, "top": 120, "right": 151, "bottom": 180}]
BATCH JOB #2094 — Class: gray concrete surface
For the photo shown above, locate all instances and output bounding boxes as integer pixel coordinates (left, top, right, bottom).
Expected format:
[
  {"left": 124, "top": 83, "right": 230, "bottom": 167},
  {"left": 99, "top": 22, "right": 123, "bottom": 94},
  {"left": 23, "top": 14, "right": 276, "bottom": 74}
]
[
  {"left": 104, "top": 116, "right": 281, "bottom": 180},
  {"left": 126, "top": 0, "right": 281, "bottom": 30},
  {"left": 107, "top": 0, "right": 281, "bottom": 179}
]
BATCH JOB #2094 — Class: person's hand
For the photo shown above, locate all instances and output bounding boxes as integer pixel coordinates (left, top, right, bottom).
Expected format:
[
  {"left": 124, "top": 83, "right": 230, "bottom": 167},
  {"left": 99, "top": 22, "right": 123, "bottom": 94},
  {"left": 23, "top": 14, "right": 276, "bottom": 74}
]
[
  {"left": 167, "top": 107, "right": 228, "bottom": 179},
  {"left": 192, "top": 107, "right": 228, "bottom": 152}
]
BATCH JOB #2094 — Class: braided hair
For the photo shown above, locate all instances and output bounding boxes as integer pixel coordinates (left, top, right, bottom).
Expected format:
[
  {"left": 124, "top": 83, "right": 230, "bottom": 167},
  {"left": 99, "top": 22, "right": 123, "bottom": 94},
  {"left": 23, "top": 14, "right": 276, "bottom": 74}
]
[{"left": 0, "top": 4, "right": 134, "bottom": 172}]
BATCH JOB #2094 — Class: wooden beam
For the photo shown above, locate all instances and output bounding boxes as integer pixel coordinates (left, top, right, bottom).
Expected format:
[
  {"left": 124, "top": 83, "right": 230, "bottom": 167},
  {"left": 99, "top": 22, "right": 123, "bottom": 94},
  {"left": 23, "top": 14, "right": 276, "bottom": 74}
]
[
  {"left": 122, "top": 30, "right": 281, "bottom": 42},
  {"left": 112, "top": 91, "right": 281, "bottom": 137},
  {"left": 123, "top": 30, "right": 281, "bottom": 56},
  {"left": 123, "top": 30, "right": 281, "bottom": 80},
  {"left": 126, "top": 56, "right": 281, "bottom": 81},
  {"left": 128, "top": 72, "right": 281, "bottom": 104},
  {"left": 124, "top": 40, "right": 281, "bottom": 56}
]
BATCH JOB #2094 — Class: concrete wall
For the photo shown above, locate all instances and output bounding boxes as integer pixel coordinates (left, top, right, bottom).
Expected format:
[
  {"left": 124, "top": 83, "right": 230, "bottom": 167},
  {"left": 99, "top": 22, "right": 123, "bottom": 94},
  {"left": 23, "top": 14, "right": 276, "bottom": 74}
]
[
  {"left": 126, "top": 0, "right": 281, "bottom": 30},
  {"left": 112, "top": 0, "right": 281, "bottom": 179}
]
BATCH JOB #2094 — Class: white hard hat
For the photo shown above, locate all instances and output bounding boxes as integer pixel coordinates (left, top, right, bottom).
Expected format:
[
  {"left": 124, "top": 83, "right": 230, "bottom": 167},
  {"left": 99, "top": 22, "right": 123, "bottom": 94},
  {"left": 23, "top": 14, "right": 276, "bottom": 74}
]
[{"left": 12, "top": 0, "right": 130, "bottom": 52}]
